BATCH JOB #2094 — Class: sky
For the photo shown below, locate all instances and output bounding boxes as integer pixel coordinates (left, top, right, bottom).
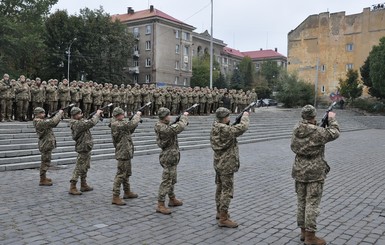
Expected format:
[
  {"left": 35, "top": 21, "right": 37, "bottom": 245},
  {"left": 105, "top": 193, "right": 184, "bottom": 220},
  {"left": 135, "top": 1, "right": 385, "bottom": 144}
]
[{"left": 51, "top": 0, "right": 373, "bottom": 56}]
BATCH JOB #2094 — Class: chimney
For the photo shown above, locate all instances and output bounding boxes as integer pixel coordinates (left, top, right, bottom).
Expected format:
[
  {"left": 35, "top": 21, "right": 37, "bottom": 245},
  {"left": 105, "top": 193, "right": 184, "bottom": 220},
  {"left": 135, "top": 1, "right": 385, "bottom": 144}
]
[
  {"left": 150, "top": 5, "right": 154, "bottom": 12},
  {"left": 127, "top": 7, "right": 134, "bottom": 14},
  {"left": 275, "top": 48, "right": 278, "bottom": 52},
  {"left": 260, "top": 48, "right": 263, "bottom": 51}
]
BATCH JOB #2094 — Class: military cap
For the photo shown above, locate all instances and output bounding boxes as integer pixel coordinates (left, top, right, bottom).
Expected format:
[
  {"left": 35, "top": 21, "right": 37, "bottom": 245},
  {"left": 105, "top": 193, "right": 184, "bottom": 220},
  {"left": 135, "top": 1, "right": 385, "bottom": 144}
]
[
  {"left": 301, "top": 105, "right": 317, "bottom": 119},
  {"left": 113, "top": 107, "right": 125, "bottom": 117},
  {"left": 70, "top": 107, "right": 82, "bottom": 116},
  {"left": 216, "top": 107, "right": 231, "bottom": 119},
  {"left": 34, "top": 107, "right": 45, "bottom": 115},
  {"left": 158, "top": 107, "right": 170, "bottom": 119}
]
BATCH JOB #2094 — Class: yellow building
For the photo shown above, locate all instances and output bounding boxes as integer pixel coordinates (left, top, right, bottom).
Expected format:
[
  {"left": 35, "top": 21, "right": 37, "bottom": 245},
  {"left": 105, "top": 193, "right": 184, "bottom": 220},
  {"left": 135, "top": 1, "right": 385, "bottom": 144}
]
[{"left": 288, "top": 6, "right": 385, "bottom": 101}]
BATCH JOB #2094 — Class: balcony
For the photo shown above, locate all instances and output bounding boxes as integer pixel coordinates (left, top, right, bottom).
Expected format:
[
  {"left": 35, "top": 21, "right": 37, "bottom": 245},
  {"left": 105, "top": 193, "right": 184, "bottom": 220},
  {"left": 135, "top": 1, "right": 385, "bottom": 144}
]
[
  {"left": 128, "top": 66, "right": 140, "bottom": 74},
  {"left": 133, "top": 51, "right": 140, "bottom": 58},
  {"left": 134, "top": 33, "right": 140, "bottom": 40}
]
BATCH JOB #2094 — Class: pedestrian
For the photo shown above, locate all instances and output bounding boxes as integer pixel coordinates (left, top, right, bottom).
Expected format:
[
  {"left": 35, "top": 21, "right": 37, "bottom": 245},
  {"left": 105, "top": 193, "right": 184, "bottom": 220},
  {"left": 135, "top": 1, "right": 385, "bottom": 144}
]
[
  {"left": 0, "top": 74, "right": 13, "bottom": 122},
  {"left": 109, "top": 107, "right": 142, "bottom": 205},
  {"left": 154, "top": 107, "right": 189, "bottom": 215},
  {"left": 210, "top": 107, "right": 249, "bottom": 228},
  {"left": 291, "top": 105, "right": 340, "bottom": 245},
  {"left": 33, "top": 107, "right": 64, "bottom": 186},
  {"left": 68, "top": 107, "right": 103, "bottom": 195}
]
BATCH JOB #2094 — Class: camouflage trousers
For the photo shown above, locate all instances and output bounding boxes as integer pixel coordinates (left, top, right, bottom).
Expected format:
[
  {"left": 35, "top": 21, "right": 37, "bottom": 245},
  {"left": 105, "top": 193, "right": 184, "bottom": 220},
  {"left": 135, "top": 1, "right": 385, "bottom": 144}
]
[
  {"left": 70, "top": 152, "right": 91, "bottom": 182},
  {"left": 0, "top": 99, "right": 12, "bottom": 120},
  {"left": 295, "top": 181, "right": 324, "bottom": 232},
  {"left": 40, "top": 151, "right": 52, "bottom": 176},
  {"left": 113, "top": 160, "right": 132, "bottom": 196},
  {"left": 215, "top": 173, "right": 234, "bottom": 212},
  {"left": 83, "top": 103, "right": 92, "bottom": 118},
  {"left": 16, "top": 100, "right": 28, "bottom": 120},
  {"left": 158, "top": 165, "right": 177, "bottom": 202},
  {"left": 32, "top": 102, "right": 44, "bottom": 110},
  {"left": 48, "top": 101, "right": 58, "bottom": 114}
]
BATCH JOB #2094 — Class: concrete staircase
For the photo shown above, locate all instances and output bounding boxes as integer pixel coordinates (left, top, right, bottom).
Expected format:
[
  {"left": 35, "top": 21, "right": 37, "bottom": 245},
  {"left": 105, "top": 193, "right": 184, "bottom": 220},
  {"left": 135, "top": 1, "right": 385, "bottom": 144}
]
[{"left": 0, "top": 108, "right": 370, "bottom": 171}]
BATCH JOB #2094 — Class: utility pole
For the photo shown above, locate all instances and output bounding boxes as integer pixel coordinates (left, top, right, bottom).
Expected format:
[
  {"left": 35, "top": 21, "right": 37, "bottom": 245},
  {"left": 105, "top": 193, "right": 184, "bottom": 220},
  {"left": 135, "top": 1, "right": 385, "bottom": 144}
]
[
  {"left": 209, "top": 0, "right": 213, "bottom": 89},
  {"left": 314, "top": 58, "right": 319, "bottom": 107},
  {"left": 67, "top": 38, "right": 77, "bottom": 81}
]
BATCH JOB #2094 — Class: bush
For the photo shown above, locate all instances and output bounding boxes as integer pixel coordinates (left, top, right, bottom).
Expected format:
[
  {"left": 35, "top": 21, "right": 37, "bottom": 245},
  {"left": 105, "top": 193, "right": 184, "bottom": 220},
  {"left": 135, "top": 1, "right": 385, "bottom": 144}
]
[
  {"left": 350, "top": 98, "right": 385, "bottom": 114},
  {"left": 276, "top": 72, "right": 314, "bottom": 107}
]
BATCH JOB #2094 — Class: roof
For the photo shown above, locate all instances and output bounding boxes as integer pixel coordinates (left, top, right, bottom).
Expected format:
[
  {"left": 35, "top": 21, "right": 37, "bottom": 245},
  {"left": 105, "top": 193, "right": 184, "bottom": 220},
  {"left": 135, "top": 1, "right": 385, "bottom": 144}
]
[
  {"left": 222, "top": 47, "right": 245, "bottom": 58},
  {"left": 242, "top": 49, "right": 286, "bottom": 60},
  {"left": 193, "top": 30, "right": 226, "bottom": 46},
  {"left": 112, "top": 8, "right": 194, "bottom": 29}
]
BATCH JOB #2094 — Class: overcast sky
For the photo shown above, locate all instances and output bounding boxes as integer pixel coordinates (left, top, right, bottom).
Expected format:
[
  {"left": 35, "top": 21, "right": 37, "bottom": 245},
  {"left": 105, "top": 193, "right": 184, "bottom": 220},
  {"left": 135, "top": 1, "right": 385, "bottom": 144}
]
[{"left": 51, "top": 0, "right": 373, "bottom": 55}]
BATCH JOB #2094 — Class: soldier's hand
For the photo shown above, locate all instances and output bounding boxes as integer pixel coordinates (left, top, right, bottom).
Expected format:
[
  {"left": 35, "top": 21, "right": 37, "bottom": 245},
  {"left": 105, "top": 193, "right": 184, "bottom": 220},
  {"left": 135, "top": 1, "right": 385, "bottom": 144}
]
[
  {"left": 243, "top": 112, "right": 249, "bottom": 116},
  {"left": 59, "top": 110, "right": 64, "bottom": 114},
  {"left": 136, "top": 111, "right": 142, "bottom": 116},
  {"left": 183, "top": 112, "right": 189, "bottom": 116},
  {"left": 328, "top": 111, "right": 336, "bottom": 118},
  {"left": 96, "top": 109, "right": 103, "bottom": 115}
]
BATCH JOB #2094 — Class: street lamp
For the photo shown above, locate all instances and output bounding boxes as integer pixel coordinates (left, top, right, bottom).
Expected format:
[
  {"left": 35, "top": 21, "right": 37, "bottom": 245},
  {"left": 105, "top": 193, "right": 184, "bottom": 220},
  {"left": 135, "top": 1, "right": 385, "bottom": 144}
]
[
  {"left": 209, "top": 0, "right": 213, "bottom": 89},
  {"left": 67, "top": 37, "right": 77, "bottom": 81}
]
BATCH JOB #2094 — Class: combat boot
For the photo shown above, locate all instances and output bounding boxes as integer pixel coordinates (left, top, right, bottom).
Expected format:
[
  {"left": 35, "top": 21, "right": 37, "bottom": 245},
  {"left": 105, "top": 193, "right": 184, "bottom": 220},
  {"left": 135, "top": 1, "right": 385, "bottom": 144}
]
[
  {"left": 216, "top": 211, "right": 230, "bottom": 219},
  {"left": 123, "top": 191, "right": 138, "bottom": 199},
  {"left": 156, "top": 201, "right": 171, "bottom": 215},
  {"left": 80, "top": 178, "right": 93, "bottom": 192},
  {"left": 304, "top": 231, "right": 326, "bottom": 245},
  {"left": 300, "top": 228, "right": 306, "bottom": 242},
  {"left": 168, "top": 197, "right": 183, "bottom": 207},
  {"left": 112, "top": 195, "right": 126, "bottom": 206},
  {"left": 218, "top": 211, "right": 238, "bottom": 228},
  {"left": 69, "top": 181, "right": 82, "bottom": 195},
  {"left": 39, "top": 176, "right": 53, "bottom": 186}
]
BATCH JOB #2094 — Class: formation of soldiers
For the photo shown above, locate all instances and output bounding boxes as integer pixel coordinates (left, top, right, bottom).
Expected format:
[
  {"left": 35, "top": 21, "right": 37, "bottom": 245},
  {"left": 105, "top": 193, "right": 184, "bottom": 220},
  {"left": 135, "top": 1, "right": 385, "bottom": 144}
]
[{"left": 0, "top": 73, "right": 258, "bottom": 122}]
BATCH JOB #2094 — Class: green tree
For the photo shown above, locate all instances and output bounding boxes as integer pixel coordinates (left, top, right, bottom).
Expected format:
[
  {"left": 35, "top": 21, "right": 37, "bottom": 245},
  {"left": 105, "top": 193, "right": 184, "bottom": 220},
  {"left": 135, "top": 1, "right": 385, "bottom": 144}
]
[
  {"left": 213, "top": 72, "right": 227, "bottom": 88},
  {"left": 260, "top": 60, "right": 280, "bottom": 90},
  {"left": 367, "top": 37, "right": 385, "bottom": 99},
  {"left": 338, "top": 69, "right": 363, "bottom": 101},
  {"left": 230, "top": 68, "right": 243, "bottom": 89},
  {"left": 238, "top": 56, "right": 255, "bottom": 90},
  {"left": 276, "top": 71, "right": 314, "bottom": 107},
  {"left": 191, "top": 53, "right": 219, "bottom": 87},
  {"left": 360, "top": 57, "right": 382, "bottom": 99}
]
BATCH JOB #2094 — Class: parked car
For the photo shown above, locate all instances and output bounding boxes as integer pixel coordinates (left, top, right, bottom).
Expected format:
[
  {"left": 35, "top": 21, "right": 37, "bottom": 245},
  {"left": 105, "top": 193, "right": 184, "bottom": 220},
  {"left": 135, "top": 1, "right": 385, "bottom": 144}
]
[{"left": 256, "top": 99, "right": 278, "bottom": 107}]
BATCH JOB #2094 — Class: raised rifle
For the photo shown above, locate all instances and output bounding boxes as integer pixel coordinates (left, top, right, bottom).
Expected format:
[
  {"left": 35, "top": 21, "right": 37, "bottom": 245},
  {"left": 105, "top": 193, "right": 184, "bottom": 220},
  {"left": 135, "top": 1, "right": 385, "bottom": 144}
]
[
  {"left": 49, "top": 103, "right": 75, "bottom": 118},
  {"left": 88, "top": 103, "right": 113, "bottom": 121},
  {"left": 172, "top": 103, "right": 199, "bottom": 125},
  {"left": 232, "top": 102, "right": 256, "bottom": 125},
  {"left": 130, "top": 101, "right": 152, "bottom": 123},
  {"left": 319, "top": 102, "right": 337, "bottom": 128}
]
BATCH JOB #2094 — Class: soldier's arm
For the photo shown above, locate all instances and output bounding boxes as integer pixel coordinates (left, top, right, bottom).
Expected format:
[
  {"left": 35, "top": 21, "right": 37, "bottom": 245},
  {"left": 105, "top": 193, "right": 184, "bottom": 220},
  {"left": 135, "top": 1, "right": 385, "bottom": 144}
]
[
  {"left": 44, "top": 111, "right": 63, "bottom": 128},
  {"left": 122, "top": 114, "right": 141, "bottom": 133},
  {"left": 170, "top": 115, "right": 188, "bottom": 135},
  {"left": 230, "top": 115, "right": 250, "bottom": 138},
  {"left": 81, "top": 114, "right": 101, "bottom": 130},
  {"left": 319, "top": 117, "right": 340, "bottom": 143}
]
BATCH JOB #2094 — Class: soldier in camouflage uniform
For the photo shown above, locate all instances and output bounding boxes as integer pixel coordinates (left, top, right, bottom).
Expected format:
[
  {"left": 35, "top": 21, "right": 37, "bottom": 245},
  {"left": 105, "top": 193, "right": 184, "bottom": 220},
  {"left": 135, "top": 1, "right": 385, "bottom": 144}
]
[
  {"left": 92, "top": 84, "right": 103, "bottom": 112},
  {"left": 45, "top": 79, "right": 58, "bottom": 115},
  {"left": 119, "top": 84, "right": 126, "bottom": 113},
  {"left": 132, "top": 84, "right": 141, "bottom": 111},
  {"left": 291, "top": 105, "right": 340, "bottom": 245},
  {"left": 58, "top": 79, "right": 71, "bottom": 118},
  {"left": 111, "top": 85, "right": 121, "bottom": 111},
  {"left": 154, "top": 107, "right": 189, "bottom": 215},
  {"left": 210, "top": 107, "right": 249, "bottom": 228},
  {"left": 126, "top": 85, "right": 134, "bottom": 116},
  {"left": 14, "top": 75, "right": 30, "bottom": 121},
  {"left": 31, "top": 78, "right": 45, "bottom": 110},
  {"left": 33, "top": 107, "right": 64, "bottom": 186},
  {"left": 109, "top": 107, "right": 142, "bottom": 205},
  {"left": 82, "top": 82, "right": 93, "bottom": 118},
  {"left": 0, "top": 74, "right": 13, "bottom": 122},
  {"left": 70, "top": 81, "right": 81, "bottom": 107},
  {"left": 68, "top": 107, "right": 103, "bottom": 195},
  {"left": 102, "top": 83, "right": 112, "bottom": 118},
  {"left": 198, "top": 88, "right": 207, "bottom": 115},
  {"left": 171, "top": 89, "right": 180, "bottom": 115}
]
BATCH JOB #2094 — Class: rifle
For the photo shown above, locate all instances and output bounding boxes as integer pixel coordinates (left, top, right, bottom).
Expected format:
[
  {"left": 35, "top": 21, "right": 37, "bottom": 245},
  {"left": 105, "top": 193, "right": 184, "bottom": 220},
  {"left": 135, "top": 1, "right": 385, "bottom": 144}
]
[
  {"left": 88, "top": 103, "right": 113, "bottom": 121},
  {"left": 172, "top": 103, "right": 198, "bottom": 125},
  {"left": 319, "top": 102, "right": 337, "bottom": 128},
  {"left": 129, "top": 101, "right": 152, "bottom": 123},
  {"left": 49, "top": 103, "right": 75, "bottom": 118},
  {"left": 232, "top": 102, "right": 256, "bottom": 125}
]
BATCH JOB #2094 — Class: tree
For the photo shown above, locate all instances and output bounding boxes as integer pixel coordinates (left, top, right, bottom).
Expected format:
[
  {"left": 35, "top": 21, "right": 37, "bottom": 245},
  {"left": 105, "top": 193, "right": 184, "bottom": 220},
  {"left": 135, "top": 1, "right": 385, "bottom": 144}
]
[
  {"left": 238, "top": 56, "right": 255, "bottom": 90},
  {"left": 260, "top": 60, "right": 280, "bottom": 90},
  {"left": 230, "top": 68, "right": 243, "bottom": 89},
  {"left": 360, "top": 57, "right": 382, "bottom": 99},
  {"left": 276, "top": 71, "right": 314, "bottom": 107},
  {"left": 191, "top": 53, "right": 219, "bottom": 87},
  {"left": 338, "top": 69, "right": 363, "bottom": 101},
  {"left": 213, "top": 72, "right": 227, "bottom": 88},
  {"left": 367, "top": 37, "right": 385, "bottom": 99}
]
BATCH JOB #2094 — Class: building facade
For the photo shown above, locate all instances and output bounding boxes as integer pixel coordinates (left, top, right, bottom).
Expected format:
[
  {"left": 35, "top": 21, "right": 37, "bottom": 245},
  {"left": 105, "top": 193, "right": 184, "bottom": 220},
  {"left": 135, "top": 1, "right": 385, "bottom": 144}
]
[{"left": 288, "top": 6, "right": 385, "bottom": 99}]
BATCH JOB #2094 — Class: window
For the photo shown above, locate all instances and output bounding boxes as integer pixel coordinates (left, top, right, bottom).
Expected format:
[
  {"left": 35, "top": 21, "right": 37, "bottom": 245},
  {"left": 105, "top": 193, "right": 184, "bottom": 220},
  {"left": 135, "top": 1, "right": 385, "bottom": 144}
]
[
  {"left": 184, "top": 46, "right": 189, "bottom": 56},
  {"left": 146, "top": 25, "right": 151, "bottom": 34},
  {"left": 145, "top": 41, "right": 151, "bottom": 50},
  {"left": 321, "top": 85, "right": 325, "bottom": 93},
  {"left": 321, "top": 65, "right": 326, "bottom": 72},
  {"left": 223, "top": 57, "right": 228, "bottom": 65},
  {"left": 346, "top": 43, "right": 354, "bottom": 52},
  {"left": 175, "top": 76, "right": 179, "bottom": 85},
  {"left": 133, "top": 27, "right": 139, "bottom": 37},
  {"left": 182, "top": 32, "right": 190, "bottom": 41},
  {"left": 145, "top": 74, "right": 151, "bottom": 83},
  {"left": 183, "top": 78, "right": 187, "bottom": 86},
  {"left": 217, "top": 57, "right": 221, "bottom": 63},
  {"left": 183, "top": 62, "right": 188, "bottom": 70},
  {"left": 175, "top": 44, "right": 180, "bottom": 54},
  {"left": 133, "top": 74, "right": 138, "bottom": 83},
  {"left": 176, "top": 30, "right": 180, "bottom": 39},
  {"left": 145, "top": 58, "right": 151, "bottom": 67},
  {"left": 346, "top": 63, "right": 354, "bottom": 71},
  {"left": 133, "top": 60, "right": 139, "bottom": 67},
  {"left": 134, "top": 44, "right": 139, "bottom": 51},
  {"left": 175, "top": 61, "right": 180, "bottom": 70}
]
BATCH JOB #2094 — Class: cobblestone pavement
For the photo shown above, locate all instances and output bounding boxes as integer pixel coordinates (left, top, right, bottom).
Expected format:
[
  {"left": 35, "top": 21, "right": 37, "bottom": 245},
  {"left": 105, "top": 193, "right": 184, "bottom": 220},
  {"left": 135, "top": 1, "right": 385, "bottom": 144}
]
[{"left": 1, "top": 127, "right": 385, "bottom": 244}]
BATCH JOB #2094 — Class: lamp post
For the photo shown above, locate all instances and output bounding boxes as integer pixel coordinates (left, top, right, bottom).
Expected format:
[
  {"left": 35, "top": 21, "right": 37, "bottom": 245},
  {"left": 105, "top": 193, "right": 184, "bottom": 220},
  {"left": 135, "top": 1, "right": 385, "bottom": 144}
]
[
  {"left": 209, "top": 0, "right": 213, "bottom": 89},
  {"left": 67, "top": 38, "right": 77, "bottom": 81}
]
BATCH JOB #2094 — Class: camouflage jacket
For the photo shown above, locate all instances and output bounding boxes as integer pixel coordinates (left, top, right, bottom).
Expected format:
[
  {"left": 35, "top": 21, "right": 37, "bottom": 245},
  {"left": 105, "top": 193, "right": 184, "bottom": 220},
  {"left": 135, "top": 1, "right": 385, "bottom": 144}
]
[
  {"left": 0, "top": 79, "right": 12, "bottom": 99},
  {"left": 111, "top": 89, "right": 121, "bottom": 103},
  {"left": 291, "top": 118, "right": 340, "bottom": 182},
  {"left": 14, "top": 82, "right": 30, "bottom": 101},
  {"left": 70, "top": 114, "right": 100, "bottom": 153},
  {"left": 92, "top": 89, "right": 103, "bottom": 105},
  {"left": 82, "top": 87, "right": 92, "bottom": 104},
  {"left": 109, "top": 114, "right": 141, "bottom": 160},
  {"left": 45, "top": 84, "right": 58, "bottom": 102},
  {"left": 70, "top": 86, "right": 80, "bottom": 102},
  {"left": 102, "top": 88, "right": 112, "bottom": 102},
  {"left": 33, "top": 112, "right": 63, "bottom": 152},
  {"left": 154, "top": 115, "right": 188, "bottom": 166},
  {"left": 31, "top": 85, "right": 45, "bottom": 103},
  {"left": 210, "top": 116, "right": 249, "bottom": 175},
  {"left": 58, "top": 84, "right": 70, "bottom": 102}
]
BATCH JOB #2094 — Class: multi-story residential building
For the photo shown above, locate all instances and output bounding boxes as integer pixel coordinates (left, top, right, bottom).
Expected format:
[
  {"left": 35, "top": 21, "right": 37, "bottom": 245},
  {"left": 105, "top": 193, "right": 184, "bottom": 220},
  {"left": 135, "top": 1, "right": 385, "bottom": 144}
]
[
  {"left": 112, "top": 5, "right": 195, "bottom": 86},
  {"left": 192, "top": 30, "right": 227, "bottom": 67},
  {"left": 288, "top": 5, "right": 385, "bottom": 99}
]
